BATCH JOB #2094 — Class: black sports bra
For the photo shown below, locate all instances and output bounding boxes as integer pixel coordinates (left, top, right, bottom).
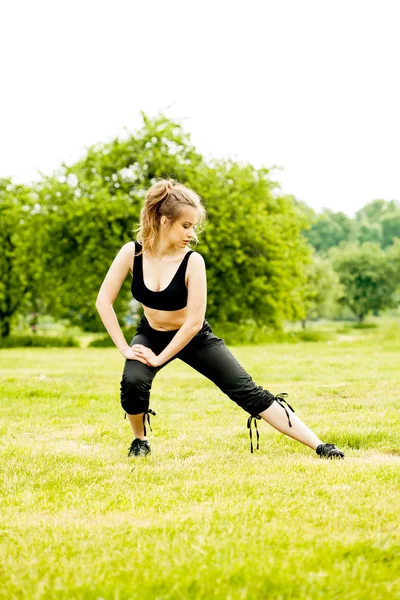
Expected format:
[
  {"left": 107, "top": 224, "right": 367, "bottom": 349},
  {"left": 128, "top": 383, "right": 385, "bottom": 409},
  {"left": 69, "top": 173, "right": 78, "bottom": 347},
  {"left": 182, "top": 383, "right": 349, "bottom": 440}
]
[{"left": 131, "top": 241, "right": 194, "bottom": 311}]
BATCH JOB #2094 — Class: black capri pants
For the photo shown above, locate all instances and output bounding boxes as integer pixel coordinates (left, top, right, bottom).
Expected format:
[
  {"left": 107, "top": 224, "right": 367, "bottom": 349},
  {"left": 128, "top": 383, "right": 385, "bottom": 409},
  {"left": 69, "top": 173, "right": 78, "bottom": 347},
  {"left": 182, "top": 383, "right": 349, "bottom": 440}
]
[{"left": 120, "top": 316, "right": 294, "bottom": 450}]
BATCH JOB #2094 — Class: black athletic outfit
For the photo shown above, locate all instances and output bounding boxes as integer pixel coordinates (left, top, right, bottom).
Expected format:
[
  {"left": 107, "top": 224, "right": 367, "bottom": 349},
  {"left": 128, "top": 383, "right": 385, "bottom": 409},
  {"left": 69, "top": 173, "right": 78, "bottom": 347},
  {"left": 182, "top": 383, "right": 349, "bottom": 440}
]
[{"left": 120, "top": 241, "right": 294, "bottom": 451}]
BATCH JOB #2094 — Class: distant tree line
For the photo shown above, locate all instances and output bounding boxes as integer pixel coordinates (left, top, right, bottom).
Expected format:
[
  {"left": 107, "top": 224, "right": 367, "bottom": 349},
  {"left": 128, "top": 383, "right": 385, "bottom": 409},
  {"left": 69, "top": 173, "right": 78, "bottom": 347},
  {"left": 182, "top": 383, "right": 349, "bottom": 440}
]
[
  {"left": 304, "top": 200, "right": 400, "bottom": 252},
  {"left": 1, "top": 112, "right": 400, "bottom": 338},
  {"left": 297, "top": 200, "right": 400, "bottom": 323}
]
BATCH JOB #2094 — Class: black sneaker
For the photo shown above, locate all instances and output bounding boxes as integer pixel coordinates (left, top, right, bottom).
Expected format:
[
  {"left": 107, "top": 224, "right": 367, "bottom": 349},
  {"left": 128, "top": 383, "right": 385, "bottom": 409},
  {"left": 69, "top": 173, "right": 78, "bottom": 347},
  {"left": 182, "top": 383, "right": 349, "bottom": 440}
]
[
  {"left": 316, "top": 443, "right": 344, "bottom": 459},
  {"left": 128, "top": 438, "right": 151, "bottom": 457}
]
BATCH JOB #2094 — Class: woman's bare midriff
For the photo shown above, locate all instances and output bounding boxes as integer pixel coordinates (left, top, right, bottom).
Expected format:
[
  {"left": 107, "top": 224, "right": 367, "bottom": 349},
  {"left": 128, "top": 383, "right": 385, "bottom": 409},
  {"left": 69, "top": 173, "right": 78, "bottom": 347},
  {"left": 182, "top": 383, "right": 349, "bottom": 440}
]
[{"left": 142, "top": 305, "right": 188, "bottom": 331}]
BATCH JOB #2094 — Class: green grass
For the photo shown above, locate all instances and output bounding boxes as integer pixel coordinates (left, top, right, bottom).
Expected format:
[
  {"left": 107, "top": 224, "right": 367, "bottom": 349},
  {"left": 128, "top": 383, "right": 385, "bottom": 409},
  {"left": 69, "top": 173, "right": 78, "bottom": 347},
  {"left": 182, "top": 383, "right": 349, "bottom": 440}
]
[{"left": 1, "top": 320, "right": 400, "bottom": 599}]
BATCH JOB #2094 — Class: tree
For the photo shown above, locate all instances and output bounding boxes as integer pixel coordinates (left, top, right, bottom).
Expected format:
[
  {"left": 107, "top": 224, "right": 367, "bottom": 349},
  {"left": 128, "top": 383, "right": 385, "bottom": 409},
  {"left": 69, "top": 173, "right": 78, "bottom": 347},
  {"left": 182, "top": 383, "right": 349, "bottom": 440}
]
[
  {"left": 305, "top": 209, "right": 358, "bottom": 253},
  {"left": 186, "top": 161, "right": 311, "bottom": 327},
  {"left": 380, "top": 212, "right": 400, "bottom": 249},
  {"left": 329, "top": 242, "right": 398, "bottom": 321},
  {"left": 387, "top": 238, "right": 400, "bottom": 301},
  {"left": 0, "top": 180, "right": 38, "bottom": 337},
  {"left": 303, "top": 253, "right": 344, "bottom": 325},
  {"left": 32, "top": 176, "right": 138, "bottom": 330},
  {"left": 356, "top": 199, "right": 400, "bottom": 248},
  {"left": 355, "top": 198, "right": 396, "bottom": 223}
]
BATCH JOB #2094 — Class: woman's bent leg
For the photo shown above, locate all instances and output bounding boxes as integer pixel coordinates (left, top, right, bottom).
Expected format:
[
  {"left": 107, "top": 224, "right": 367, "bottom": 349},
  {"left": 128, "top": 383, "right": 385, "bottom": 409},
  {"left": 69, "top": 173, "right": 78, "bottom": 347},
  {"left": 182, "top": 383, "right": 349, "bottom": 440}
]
[
  {"left": 126, "top": 413, "right": 150, "bottom": 440},
  {"left": 120, "top": 332, "right": 160, "bottom": 440},
  {"left": 120, "top": 323, "right": 177, "bottom": 443}
]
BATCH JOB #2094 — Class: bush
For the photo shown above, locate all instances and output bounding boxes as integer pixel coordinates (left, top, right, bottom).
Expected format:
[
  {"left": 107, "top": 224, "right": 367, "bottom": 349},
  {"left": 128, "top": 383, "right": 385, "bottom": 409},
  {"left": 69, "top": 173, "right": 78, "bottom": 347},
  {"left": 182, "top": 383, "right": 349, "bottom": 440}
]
[
  {"left": 294, "top": 330, "right": 335, "bottom": 342},
  {"left": 89, "top": 336, "right": 115, "bottom": 348},
  {"left": 0, "top": 335, "right": 79, "bottom": 348},
  {"left": 88, "top": 328, "right": 136, "bottom": 348},
  {"left": 212, "top": 322, "right": 335, "bottom": 345}
]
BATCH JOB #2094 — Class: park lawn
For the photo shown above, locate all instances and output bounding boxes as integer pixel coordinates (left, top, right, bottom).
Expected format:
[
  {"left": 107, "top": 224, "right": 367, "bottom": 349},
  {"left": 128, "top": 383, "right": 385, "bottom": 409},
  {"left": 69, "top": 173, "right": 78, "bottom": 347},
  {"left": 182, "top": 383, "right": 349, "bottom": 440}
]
[{"left": 1, "top": 322, "right": 400, "bottom": 599}]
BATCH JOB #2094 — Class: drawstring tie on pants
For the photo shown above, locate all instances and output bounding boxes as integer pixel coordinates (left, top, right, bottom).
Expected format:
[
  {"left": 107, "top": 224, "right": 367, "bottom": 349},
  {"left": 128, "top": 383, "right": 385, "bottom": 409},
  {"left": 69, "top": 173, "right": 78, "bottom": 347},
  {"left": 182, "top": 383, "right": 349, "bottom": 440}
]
[
  {"left": 124, "top": 408, "right": 157, "bottom": 437},
  {"left": 274, "top": 393, "right": 295, "bottom": 427},
  {"left": 247, "top": 415, "right": 261, "bottom": 453},
  {"left": 247, "top": 392, "right": 295, "bottom": 453}
]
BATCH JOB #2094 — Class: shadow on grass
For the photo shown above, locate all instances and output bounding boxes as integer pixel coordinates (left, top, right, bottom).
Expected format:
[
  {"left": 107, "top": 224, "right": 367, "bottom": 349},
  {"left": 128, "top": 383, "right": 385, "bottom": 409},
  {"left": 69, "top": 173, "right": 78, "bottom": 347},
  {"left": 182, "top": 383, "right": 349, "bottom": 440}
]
[
  {"left": 329, "top": 430, "right": 391, "bottom": 450},
  {"left": 379, "top": 447, "right": 400, "bottom": 456},
  {"left": 350, "top": 322, "right": 378, "bottom": 330}
]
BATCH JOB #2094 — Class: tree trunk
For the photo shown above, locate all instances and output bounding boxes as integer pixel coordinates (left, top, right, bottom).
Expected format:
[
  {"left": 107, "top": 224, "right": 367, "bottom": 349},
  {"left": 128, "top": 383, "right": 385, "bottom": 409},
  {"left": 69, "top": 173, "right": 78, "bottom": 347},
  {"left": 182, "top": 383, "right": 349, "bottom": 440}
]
[{"left": 0, "top": 316, "right": 11, "bottom": 338}]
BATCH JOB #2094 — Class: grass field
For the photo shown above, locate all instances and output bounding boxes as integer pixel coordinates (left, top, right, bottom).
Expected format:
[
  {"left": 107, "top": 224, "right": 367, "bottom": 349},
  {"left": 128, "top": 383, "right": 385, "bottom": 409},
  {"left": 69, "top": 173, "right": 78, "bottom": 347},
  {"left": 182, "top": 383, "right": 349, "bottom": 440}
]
[{"left": 1, "top": 320, "right": 400, "bottom": 599}]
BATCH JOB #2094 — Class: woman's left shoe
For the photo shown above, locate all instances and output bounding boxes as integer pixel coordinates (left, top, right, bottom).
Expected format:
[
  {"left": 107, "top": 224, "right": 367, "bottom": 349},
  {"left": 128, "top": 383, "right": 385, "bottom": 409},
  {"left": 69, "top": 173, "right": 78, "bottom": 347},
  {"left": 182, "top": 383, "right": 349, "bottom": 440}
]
[
  {"left": 128, "top": 438, "right": 151, "bottom": 457},
  {"left": 316, "top": 443, "right": 344, "bottom": 459}
]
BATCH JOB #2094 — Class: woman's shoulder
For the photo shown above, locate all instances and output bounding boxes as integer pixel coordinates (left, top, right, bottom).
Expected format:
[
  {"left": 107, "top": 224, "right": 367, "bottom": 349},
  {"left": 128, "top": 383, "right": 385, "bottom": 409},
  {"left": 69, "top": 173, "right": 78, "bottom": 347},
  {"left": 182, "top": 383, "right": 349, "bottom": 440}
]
[
  {"left": 118, "top": 241, "right": 138, "bottom": 276},
  {"left": 120, "top": 240, "right": 137, "bottom": 255},
  {"left": 188, "top": 249, "right": 204, "bottom": 261},
  {"left": 187, "top": 250, "right": 206, "bottom": 272},
  {"left": 121, "top": 240, "right": 142, "bottom": 253}
]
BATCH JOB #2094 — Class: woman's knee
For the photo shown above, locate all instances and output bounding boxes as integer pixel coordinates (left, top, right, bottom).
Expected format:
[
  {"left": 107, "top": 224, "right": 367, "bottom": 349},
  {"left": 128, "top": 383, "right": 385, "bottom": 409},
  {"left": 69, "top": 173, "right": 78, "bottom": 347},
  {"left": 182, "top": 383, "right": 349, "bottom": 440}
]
[
  {"left": 225, "top": 380, "right": 276, "bottom": 417},
  {"left": 120, "top": 369, "right": 153, "bottom": 415}
]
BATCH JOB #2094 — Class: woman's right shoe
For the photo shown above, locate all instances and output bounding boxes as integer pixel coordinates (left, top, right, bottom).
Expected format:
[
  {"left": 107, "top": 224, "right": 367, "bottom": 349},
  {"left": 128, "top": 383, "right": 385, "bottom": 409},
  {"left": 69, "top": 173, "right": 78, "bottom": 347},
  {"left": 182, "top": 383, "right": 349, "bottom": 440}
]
[
  {"left": 316, "top": 443, "right": 344, "bottom": 459},
  {"left": 128, "top": 438, "right": 151, "bottom": 457}
]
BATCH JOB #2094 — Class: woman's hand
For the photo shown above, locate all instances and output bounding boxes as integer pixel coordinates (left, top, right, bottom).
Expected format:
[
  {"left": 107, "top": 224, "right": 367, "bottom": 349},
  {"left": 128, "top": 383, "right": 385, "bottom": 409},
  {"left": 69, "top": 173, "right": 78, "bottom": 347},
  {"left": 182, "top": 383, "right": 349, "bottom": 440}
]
[
  {"left": 120, "top": 344, "right": 162, "bottom": 368},
  {"left": 120, "top": 346, "right": 149, "bottom": 365}
]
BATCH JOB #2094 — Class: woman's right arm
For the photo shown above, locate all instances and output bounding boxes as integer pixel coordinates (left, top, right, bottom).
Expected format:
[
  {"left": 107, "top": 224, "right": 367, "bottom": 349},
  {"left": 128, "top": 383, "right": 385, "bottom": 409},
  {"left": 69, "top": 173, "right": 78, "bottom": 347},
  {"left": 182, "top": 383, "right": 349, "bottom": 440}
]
[{"left": 95, "top": 242, "right": 148, "bottom": 364}]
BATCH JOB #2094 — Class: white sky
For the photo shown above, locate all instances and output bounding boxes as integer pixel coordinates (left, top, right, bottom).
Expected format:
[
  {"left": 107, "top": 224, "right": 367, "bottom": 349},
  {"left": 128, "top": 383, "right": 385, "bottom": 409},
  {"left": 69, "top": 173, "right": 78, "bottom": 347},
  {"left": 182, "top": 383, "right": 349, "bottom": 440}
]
[{"left": 1, "top": 0, "right": 399, "bottom": 215}]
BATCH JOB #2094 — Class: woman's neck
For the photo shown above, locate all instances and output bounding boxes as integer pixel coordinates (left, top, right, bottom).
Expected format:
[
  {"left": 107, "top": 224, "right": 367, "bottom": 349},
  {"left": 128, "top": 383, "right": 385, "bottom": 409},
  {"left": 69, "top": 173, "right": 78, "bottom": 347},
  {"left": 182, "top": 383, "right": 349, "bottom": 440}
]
[{"left": 148, "top": 240, "right": 180, "bottom": 261}]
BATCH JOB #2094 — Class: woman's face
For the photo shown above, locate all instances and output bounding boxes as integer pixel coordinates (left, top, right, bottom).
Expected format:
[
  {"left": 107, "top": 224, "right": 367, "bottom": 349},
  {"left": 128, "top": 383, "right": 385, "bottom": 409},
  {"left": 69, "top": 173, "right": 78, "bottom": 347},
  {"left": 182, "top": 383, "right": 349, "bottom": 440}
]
[{"left": 165, "top": 207, "right": 199, "bottom": 248}]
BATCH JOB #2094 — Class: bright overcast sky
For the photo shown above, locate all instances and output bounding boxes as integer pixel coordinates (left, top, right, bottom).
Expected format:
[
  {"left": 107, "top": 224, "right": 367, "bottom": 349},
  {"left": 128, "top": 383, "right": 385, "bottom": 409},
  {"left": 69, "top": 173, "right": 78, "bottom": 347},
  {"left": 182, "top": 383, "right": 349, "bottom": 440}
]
[{"left": 1, "top": 0, "right": 399, "bottom": 215}]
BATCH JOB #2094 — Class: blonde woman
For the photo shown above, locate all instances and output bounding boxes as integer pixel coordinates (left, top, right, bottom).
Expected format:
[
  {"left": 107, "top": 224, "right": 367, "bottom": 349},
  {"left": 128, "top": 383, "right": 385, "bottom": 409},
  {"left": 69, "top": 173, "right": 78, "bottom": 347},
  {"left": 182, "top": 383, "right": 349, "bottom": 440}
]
[{"left": 96, "top": 179, "right": 344, "bottom": 459}]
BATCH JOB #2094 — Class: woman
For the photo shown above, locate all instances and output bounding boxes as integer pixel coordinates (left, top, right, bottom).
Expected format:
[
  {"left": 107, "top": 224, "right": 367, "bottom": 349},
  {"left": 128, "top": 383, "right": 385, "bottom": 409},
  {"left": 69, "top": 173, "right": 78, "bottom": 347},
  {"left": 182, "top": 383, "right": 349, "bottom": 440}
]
[{"left": 95, "top": 179, "right": 344, "bottom": 459}]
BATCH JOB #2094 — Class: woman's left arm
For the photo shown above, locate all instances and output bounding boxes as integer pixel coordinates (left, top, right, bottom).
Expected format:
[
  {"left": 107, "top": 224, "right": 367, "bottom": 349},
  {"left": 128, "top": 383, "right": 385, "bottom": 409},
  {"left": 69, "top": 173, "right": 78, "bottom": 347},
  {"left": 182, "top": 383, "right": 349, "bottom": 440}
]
[{"left": 134, "top": 253, "right": 207, "bottom": 367}]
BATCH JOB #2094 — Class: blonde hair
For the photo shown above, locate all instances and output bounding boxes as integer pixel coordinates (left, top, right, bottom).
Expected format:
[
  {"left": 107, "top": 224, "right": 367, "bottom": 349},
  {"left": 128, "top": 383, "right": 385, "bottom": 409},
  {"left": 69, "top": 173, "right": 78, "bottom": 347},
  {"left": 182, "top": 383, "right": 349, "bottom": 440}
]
[{"left": 134, "top": 178, "right": 206, "bottom": 255}]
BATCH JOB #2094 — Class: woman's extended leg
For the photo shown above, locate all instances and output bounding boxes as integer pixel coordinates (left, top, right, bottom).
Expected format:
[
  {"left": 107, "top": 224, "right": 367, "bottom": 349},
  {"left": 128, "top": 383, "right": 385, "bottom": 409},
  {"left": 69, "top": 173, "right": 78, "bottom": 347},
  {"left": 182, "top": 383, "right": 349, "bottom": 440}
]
[
  {"left": 258, "top": 402, "right": 322, "bottom": 450},
  {"left": 178, "top": 324, "right": 343, "bottom": 457}
]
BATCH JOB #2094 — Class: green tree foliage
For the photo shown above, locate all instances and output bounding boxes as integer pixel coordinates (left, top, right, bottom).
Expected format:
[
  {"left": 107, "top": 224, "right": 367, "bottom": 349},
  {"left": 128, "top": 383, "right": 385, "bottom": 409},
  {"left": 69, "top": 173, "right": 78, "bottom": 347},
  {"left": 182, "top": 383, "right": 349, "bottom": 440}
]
[
  {"left": 329, "top": 242, "right": 399, "bottom": 321},
  {"left": 33, "top": 175, "right": 137, "bottom": 330},
  {"left": 0, "top": 180, "right": 38, "bottom": 337},
  {"left": 356, "top": 199, "right": 400, "bottom": 248},
  {"left": 303, "top": 253, "right": 344, "bottom": 323},
  {"left": 305, "top": 200, "right": 400, "bottom": 254},
  {"left": 186, "top": 162, "right": 311, "bottom": 326},
  {"left": 356, "top": 198, "right": 393, "bottom": 222},
  {"left": 387, "top": 238, "right": 400, "bottom": 302},
  {"left": 305, "top": 209, "right": 358, "bottom": 253},
  {"left": 381, "top": 212, "right": 400, "bottom": 249}
]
